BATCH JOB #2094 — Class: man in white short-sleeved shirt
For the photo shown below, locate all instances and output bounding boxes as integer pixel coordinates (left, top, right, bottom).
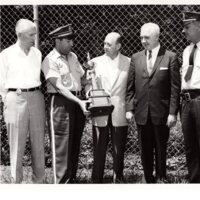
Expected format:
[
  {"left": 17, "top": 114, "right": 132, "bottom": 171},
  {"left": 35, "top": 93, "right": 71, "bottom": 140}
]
[{"left": 0, "top": 19, "right": 45, "bottom": 183}]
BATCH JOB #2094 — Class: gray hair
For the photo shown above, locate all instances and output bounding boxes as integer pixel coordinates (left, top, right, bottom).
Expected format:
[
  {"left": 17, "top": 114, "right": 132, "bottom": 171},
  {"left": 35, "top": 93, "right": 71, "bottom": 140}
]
[
  {"left": 141, "top": 22, "right": 160, "bottom": 37},
  {"left": 15, "top": 19, "right": 36, "bottom": 35}
]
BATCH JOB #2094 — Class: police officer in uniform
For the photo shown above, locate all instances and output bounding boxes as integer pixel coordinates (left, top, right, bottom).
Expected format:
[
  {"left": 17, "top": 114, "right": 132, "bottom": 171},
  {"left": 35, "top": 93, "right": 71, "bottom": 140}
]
[
  {"left": 42, "top": 24, "right": 89, "bottom": 184},
  {"left": 181, "top": 11, "right": 200, "bottom": 183}
]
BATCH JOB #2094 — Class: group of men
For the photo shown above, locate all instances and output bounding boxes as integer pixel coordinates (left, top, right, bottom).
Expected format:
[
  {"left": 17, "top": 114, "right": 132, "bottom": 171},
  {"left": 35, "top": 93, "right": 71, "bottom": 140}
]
[{"left": 1, "top": 11, "right": 200, "bottom": 184}]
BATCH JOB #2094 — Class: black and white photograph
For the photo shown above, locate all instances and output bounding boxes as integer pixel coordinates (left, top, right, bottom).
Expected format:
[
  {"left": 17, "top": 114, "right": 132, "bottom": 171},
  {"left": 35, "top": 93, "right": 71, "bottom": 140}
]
[{"left": 0, "top": 1, "right": 200, "bottom": 197}]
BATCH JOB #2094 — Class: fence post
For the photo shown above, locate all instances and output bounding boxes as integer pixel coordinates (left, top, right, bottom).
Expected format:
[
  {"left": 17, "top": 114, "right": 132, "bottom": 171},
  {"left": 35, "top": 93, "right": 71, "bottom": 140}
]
[{"left": 33, "top": 5, "right": 39, "bottom": 49}]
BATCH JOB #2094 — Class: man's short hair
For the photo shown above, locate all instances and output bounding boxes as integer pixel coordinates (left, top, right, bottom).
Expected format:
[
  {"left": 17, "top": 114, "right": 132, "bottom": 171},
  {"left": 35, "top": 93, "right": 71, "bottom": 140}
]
[
  {"left": 141, "top": 22, "right": 160, "bottom": 37},
  {"left": 106, "top": 32, "right": 122, "bottom": 45},
  {"left": 15, "top": 19, "right": 36, "bottom": 35}
]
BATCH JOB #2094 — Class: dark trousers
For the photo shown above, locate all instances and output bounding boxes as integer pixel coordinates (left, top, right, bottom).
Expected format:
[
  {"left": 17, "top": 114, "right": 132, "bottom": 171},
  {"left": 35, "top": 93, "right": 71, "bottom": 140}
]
[
  {"left": 48, "top": 94, "right": 85, "bottom": 184},
  {"left": 92, "top": 117, "right": 128, "bottom": 183},
  {"left": 181, "top": 98, "right": 200, "bottom": 183},
  {"left": 137, "top": 114, "right": 169, "bottom": 183}
]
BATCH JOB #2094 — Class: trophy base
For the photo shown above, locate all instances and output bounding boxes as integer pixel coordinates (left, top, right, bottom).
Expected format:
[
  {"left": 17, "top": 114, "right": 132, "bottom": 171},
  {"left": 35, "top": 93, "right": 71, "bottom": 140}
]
[
  {"left": 88, "top": 104, "right": 114, "bottom": 117},
  {"left": 88, "top": 89, "right": 114, "bottom": 117}
]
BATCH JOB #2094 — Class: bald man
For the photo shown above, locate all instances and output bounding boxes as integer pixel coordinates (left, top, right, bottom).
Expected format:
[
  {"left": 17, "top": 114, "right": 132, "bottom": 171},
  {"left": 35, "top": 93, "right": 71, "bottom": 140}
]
[
  {"left": 126, "top": 23, "right": 181, "bottom": 183},
  {"left": 87, "top": 32, "right": 130, "bottom": 183},
  {"left": 0, "top": 19, "right": 45, "bottom": 183}
]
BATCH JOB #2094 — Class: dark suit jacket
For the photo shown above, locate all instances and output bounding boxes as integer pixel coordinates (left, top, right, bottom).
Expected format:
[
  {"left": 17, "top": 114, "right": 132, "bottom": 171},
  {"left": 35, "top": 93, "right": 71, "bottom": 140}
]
[{"left": 125, "top": 47, "right": 181, "bottom": 125}]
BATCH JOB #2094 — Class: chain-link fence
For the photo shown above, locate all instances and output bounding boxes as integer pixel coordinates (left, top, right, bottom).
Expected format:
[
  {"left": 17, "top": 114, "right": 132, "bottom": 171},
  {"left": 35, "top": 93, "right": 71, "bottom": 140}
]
[{"left": 1, "top": 4, "right": 199, "bottom": 183}]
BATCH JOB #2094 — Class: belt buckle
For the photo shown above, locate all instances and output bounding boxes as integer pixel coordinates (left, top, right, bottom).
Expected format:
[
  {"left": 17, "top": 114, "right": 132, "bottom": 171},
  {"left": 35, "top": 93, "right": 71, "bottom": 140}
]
[
  {"left": 185, "top": 92, "right": 191, "bottom": 101},
  {"left": 76, "top": 91, "right": 84, "bottom": 98},
  {"left": 77, "top": 91, "right": 81, "bottom": 97},
  {"left": 16, "top": 88, "right": 22, "bottom": 95}
]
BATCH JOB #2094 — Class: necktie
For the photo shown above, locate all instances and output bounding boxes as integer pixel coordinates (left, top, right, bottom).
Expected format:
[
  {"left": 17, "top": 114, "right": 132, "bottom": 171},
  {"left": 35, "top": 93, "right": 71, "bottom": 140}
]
[
  {"left": 184, "top": 44, "right": 197, "bottom": 82},
  {"left": 147, "top": 50, "right": 153, "bottom": 75}
]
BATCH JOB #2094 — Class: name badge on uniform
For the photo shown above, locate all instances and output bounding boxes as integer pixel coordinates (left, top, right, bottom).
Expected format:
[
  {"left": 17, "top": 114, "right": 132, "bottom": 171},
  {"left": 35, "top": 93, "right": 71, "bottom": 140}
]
[{"left": 61, "top": 74, "right": 69, "bottom": 86}]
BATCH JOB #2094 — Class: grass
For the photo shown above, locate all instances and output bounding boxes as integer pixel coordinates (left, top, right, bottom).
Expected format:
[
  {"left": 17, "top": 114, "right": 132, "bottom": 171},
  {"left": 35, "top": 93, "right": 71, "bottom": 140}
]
[
  {"left": 0, "top": 154, "right": 188, "bottom": 184},
  {"left": 1, "top": 117, "right": 188, "bottom": 184}
]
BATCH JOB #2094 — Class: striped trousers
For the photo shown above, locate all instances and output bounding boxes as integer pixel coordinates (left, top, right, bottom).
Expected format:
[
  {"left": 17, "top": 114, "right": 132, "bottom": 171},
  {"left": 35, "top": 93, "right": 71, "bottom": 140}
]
[{"left": 48, "top": 93, "right": 85, "bottom": 184}]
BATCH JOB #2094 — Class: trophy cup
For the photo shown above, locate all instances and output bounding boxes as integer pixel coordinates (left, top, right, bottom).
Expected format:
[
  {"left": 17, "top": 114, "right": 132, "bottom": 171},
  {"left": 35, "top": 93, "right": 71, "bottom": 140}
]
[{"left": 83, "top": 52, "right": 114, "bottom": 117}]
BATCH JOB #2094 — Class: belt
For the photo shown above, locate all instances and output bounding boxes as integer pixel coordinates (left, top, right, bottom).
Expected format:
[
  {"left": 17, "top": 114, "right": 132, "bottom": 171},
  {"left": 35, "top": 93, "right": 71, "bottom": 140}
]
[
  {"left": 8, "top": 87, "right": 40, "bottom": 92},
  {"left": 181, "top": 89, "right": 200, "bottom": 102}
]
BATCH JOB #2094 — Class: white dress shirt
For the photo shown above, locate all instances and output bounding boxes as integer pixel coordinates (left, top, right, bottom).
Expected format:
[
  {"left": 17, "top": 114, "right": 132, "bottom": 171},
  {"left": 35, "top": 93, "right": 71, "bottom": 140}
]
[
  {"left": 103, "top": 53, "right": 120, "bottom": 87},
  {"left": 181, "top": 42, "right": 200, "bottom": 90},
  {"left": 146, "top": 44, "right": 160, "bottom": 69},
  {"left": 0, "top": 42, "right": 42, "bottom": 98}
]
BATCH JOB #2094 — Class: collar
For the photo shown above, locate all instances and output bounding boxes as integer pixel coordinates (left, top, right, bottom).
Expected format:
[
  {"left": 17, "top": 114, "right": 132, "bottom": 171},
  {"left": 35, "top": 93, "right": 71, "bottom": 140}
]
[
  {"left": 146, "top": 44, "right": 160, "bottom": 59},
  {"left": 193, "top": 41, "right": 200, "bottom": 49},
  {"left": 53, "top": 48, "right": 62, "bottom": 59},
  {"left": 14, "top": 42, "right": 22, "bottom": 53},
  {"left": 52, "top": 48, "right": 72, "bottom": 60},
  {"left": 150, "top": 43, "right": 160, "bottom": 55},
  {"left": 15, "top": 41, "right": 33, "bottom": 54},
  {"left": 104, "top": 52, "right": 120, "bottom": 61}
]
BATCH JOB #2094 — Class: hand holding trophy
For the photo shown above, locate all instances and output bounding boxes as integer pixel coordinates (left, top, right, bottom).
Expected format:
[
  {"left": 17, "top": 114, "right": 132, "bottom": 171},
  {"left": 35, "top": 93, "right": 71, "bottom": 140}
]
[{"left": 83, "top": 52, "right": 114, "bottom": 117}]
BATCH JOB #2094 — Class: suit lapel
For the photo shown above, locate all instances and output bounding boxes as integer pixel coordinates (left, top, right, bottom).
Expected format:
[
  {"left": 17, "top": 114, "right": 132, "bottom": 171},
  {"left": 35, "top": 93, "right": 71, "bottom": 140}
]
[{"left": 149, "top": 47, "right": 166, "bottom": 78}]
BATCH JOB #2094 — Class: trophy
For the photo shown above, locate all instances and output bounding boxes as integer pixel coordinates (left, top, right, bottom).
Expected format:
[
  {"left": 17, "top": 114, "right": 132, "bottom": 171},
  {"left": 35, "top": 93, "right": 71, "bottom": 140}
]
[{"left": 83, "top": 52, "right": 114, "bottom": 117}]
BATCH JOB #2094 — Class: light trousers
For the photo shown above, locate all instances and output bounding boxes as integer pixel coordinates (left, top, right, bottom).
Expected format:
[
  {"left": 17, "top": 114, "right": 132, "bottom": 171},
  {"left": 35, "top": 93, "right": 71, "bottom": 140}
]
[{"left": 4, "top": 90, "right": 45, "bottom": 183}]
